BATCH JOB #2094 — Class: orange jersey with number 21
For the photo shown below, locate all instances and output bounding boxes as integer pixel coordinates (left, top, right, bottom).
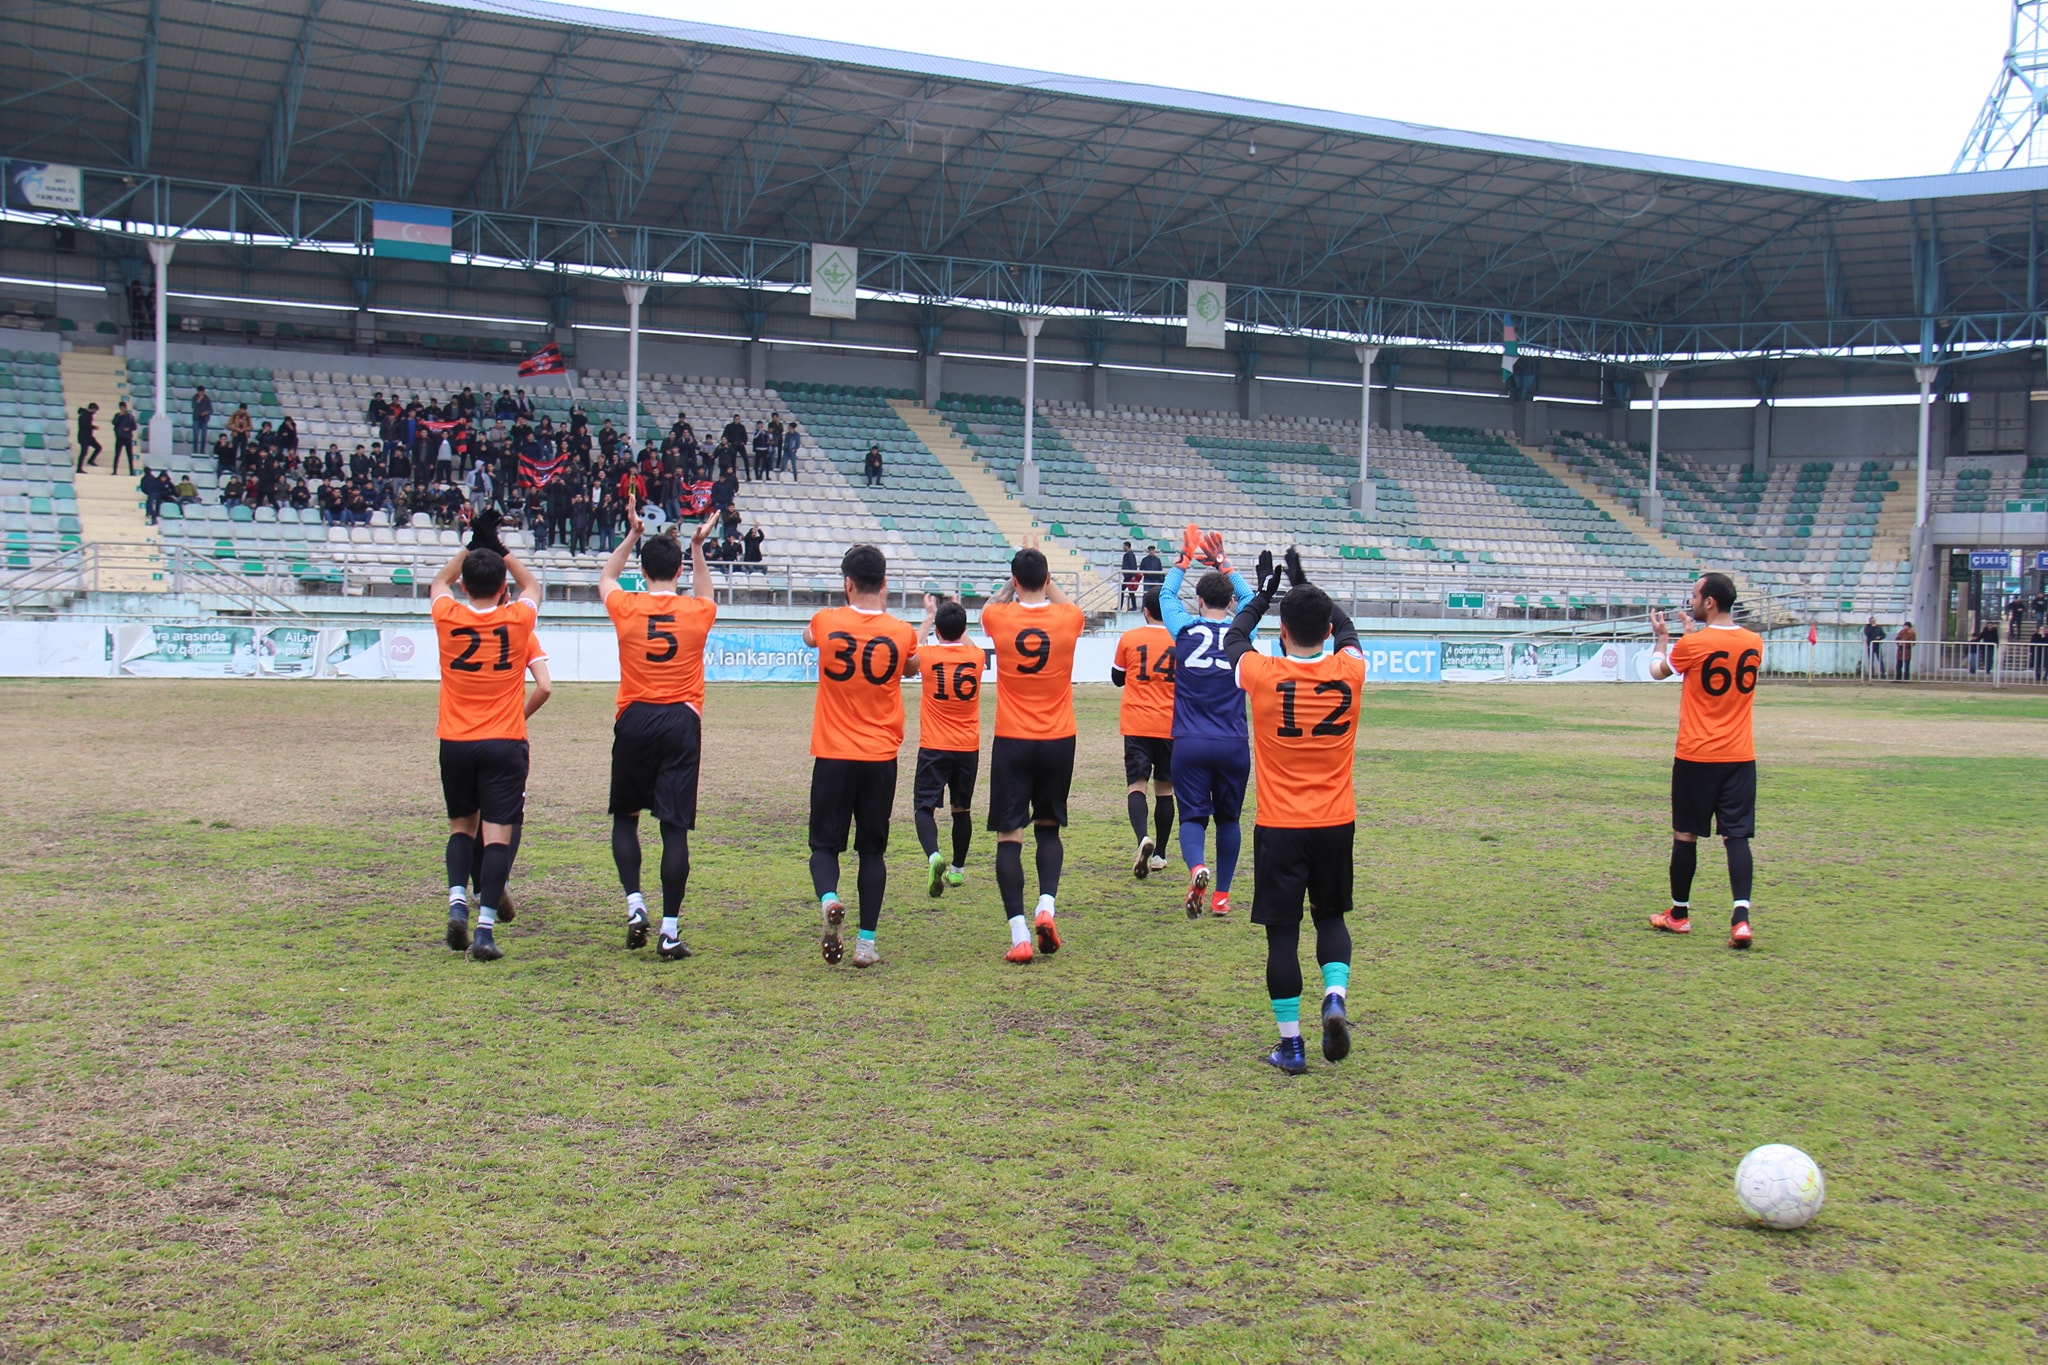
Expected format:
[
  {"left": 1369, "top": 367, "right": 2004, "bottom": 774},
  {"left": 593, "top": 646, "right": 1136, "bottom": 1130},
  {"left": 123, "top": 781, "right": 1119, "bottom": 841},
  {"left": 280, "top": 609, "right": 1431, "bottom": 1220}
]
[
  {"left": 432, "top": 595, "right": 541, "bottom": 742},
  {"left": 1668, "top": 624, "right": 1763, "bottom": 762}
]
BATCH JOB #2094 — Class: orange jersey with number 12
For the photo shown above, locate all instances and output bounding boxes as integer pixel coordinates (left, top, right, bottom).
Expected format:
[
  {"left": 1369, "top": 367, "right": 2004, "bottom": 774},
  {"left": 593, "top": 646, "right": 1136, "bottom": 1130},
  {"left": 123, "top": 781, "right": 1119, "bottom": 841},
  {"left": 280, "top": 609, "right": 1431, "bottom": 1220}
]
[
  {"left": 606, "top": 588, "right": 717, "bottom": 715},
  {"left": 1669, "top": 624, "right": 1763, "bottom": 762},
  {"left": 809, "top": 605, "right": 919, "bottom": 761},
  {"left": 1113, "top": 624, "right": 1176, "bottom": 739},
  {"left": 983, "top": 600, "right": 1085, "bottom": 740},
  {"left": 917, "top": 639, "right": 985, "bottom": 754},
  {"left": 1238, "top": 647, "right": 1367, "bottom": 828}
]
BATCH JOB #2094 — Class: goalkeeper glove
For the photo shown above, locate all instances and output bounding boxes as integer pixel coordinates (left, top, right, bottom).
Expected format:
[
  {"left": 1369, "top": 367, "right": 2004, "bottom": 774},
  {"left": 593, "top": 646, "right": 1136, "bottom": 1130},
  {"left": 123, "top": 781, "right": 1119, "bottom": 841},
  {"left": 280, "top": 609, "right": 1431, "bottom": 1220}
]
[
  {"left": 1283, "top": 546, "right": 1307, "bottom": 587},
  {"left": 1175, "top": 523, "right": 1203, "bottom": 571},
  {"left": 1199, "top": 530, "right": 1228, "bottom": 571},
  {"left": 467, "top": 508, "right": 508, "bottom": 557}
]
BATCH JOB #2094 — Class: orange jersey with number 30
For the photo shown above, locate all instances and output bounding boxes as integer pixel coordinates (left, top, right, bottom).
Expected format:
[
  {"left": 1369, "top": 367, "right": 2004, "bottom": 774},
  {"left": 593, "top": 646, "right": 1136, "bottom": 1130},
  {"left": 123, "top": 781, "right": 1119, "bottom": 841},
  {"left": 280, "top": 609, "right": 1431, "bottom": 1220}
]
[
  {"left": 606, "top": 589, "right": 717, "bottom": 715},
  {"left": 1668, "top": 624, "right": 1763, "bottom": 762},
  {"left": 432, "top": 595, "right": 541, "bottom": 741},
  {"left": 983, "top": 600, "right": 1085, "bottom": 740},
  {"left": 1238, "top": 647, "right": 1367, "bottom": 828},
  {"left": 809, "top": 606, "right": 918, "bottom": 760},
  {"left": 917, "top": 639, "right": 986, "bottom": 754},
  {"left": 1113, "top": 624, "right": 1176, "bottom": 739}
]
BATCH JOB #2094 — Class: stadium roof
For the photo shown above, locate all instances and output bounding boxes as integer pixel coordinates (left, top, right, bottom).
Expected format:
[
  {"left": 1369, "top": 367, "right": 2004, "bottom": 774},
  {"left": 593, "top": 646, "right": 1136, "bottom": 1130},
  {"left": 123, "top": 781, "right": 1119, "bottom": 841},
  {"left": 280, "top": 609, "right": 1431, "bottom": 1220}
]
[{"left": 7, "top": 0, "right": 2048, "bottom": 360}]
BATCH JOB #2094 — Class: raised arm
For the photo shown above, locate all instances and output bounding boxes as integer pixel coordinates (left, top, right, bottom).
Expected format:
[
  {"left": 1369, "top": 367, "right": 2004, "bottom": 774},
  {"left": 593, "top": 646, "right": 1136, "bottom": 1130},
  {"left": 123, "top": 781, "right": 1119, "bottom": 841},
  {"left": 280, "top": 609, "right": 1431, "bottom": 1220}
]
[
  {"left": 503, "top": 553, "right": 540, "bottom": 608},
  {"left": 1328, "top": 601, "right": 1361, "bottom": 655},
  {"left": 1158, "top": 564, "right": 1194, "bottom": 634},
  {"left": 600, "top": 502, "right": 643, "bottom": 598},
  {"left": 429, "top": 546, "right": 466, "bottom": 601},
  {"left": 1223, "top": 555, "right": 1284, "bottom": 664},
  {"left": 691, "top": 511, "right": 715, "bottom": 599}
]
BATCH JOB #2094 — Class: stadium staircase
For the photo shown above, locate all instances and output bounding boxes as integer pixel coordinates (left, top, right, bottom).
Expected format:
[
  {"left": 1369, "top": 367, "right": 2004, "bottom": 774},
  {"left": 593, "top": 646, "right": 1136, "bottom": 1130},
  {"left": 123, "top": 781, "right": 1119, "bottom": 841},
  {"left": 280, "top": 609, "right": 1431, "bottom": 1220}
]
[
  {"left": 888, "top": 397, "right": 1115, "bottom": 611},
  {"left": 1871, "top": 469, "right": 1916, "bottom": 567},
  {"left": 60, "top": 349, "right": 162, "bottom": 591},
  {"left": 1510, "top": 438, "right": 1693, "bottom": 565}
]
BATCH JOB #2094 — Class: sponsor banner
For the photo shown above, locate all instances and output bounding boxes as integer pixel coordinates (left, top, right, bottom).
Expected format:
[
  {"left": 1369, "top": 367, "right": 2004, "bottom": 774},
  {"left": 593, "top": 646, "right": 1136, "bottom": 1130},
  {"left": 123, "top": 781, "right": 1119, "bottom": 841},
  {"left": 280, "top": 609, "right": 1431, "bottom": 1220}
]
[
  {"left": 708, "top": 630, "right": 817, "bottom": 682},
  {"left": 14, "top": 163, "right": 82, "bottom": 212},
  {"left": 113, "top": 623, "right": 332, "bottom": 678},
  {"left": 372, "top": 202, "right": 454, "bottom": 262},
  {"left": 1185, "top": 280, "right": 1226, "bottom": 350},
  {"left": 1356, "top": 640, "right": 1441, "bottom": 683},
  {"left": 810, "top": 244, "right": 858, "bottom": 320}
]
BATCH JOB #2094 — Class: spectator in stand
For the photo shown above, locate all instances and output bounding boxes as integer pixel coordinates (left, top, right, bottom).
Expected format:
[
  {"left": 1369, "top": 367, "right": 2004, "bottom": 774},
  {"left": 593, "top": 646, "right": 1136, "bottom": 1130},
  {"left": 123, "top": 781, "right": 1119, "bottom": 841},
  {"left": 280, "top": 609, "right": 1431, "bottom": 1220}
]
[
  {"left": 1971, "top": 619, "right": 2000, "bottom": 675},
  {"left": 595, "top": 490, "right": 624, "bottom": 553},
  {"left": 227, "top": 403, "right": 252, "bottom": 460},
  {"left": 1862, "top": 616, "right": 1886, "bottom": 680},
  {"left": 278, "top": 414, "right": 299, "bottom": 457},
  {"left": 1140, "top": 543, "right": 1164, "bottom": 595},
  {"left": 319, "top": 480, "right": 344, "bottom": 526},
  {"left": 2008, "top": 595, "right": 2027, "bottom": 638},
  {"left": 289, "top": 480, "right": 312, "bottom": 512},
  {"left": 710, "top": 467, "right": 738, "bottom": 517},
  {"left": 721, "top": 412, "right": 749, "bottom": 458},
  {"left": 212, "top": 432, "right": 235, "bottom": 474},
  {"left": 781, "top": 420, "right": 802, "bottom": 480},
  {"left": 2034, "top": 591, "right": 2048, "bottom": 628},
  {"left": 863, "top": 444, "right": 883, "bottom": 486},
  {"left": 138, "top": 467, "right": 166, "bottom": 523},
  {"left": 174, "top": 473, "right": 198, "bottom": 508},
  {"left": 742, "top": 523, "right": 765, "bottom": 573},
  {"left": 111, "top": 401, "right": 138, "bottom": 476},
  {"left": 1120, "top": 540, "right": 1140, "bottom": 610},
  {"left": 752, "top": 421, "right": 775, "bottom": 480},
  {"left": 366, "top": 391, "right": 389, "bottom": 425},
  {"left": 222, "top": 474, "right": 246, "bottom": 508},
  {"left": 74, "top": 402, "right": 102, "bottom": 471},
  {"left": 2034, "top": 621, "right": 2048, "bottom": 683},
  {"left": 344, "top": 483, "right": 371, "bottom": 526},
  {"left": 191, "top": 385, "right": 213, "bottom": 455},
  {"left": 569, "top": 492, "right": 593, "bottom": 557}
]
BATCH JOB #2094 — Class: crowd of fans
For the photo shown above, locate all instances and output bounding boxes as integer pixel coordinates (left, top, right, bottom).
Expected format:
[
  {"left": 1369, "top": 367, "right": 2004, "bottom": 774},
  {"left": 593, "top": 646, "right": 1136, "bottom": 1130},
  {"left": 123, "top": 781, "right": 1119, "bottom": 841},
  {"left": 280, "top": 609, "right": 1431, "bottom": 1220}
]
[{"left": 168, "top": 385, "right": 799, "bottom": 569}]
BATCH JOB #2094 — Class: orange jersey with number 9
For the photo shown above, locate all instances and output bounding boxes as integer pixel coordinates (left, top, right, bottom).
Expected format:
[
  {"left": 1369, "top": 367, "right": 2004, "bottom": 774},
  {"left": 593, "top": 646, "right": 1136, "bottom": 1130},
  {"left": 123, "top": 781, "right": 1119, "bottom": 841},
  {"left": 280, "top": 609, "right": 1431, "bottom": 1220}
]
[
  {"left": 809, "top": 606, "right": 919, "bottom": 760},
  {"left": 917, "top": 639, "right": 986, "bottom": 753},
  {"left": 983, "top": 600, "right": 1085, "bottom": 740},
  {"left": 1238, "top": 647, "right": 1367, "bottom": 828},
  {"left": 1113, "top": 624, "right": 1176, "bottom": 739},
  {"left": 1668, "top": 624, "right": 1763, "bottom": 762},
  {"left": 606, "top": 589, "right": 716, "bottom": 715},
  {"left": 432, "top": 595, "right": 540, "bottom": 741}
]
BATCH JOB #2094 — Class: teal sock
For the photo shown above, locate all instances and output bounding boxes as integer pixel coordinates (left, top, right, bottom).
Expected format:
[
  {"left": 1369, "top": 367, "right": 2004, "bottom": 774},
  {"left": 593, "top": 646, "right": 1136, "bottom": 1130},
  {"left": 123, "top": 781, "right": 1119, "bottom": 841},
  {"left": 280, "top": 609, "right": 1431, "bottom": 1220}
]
[
  {"left": 1271, "top": 996, "right": 1301, "bottom": 1039},
  {"left": 1321, "top": 962, "right": 1350, "bottom": 998},
  {"left": 857, "top": 928, "right": 876, "bottom": 942},
  {"left": 822, "top": 892, "right": 841, "bottom": 910}
]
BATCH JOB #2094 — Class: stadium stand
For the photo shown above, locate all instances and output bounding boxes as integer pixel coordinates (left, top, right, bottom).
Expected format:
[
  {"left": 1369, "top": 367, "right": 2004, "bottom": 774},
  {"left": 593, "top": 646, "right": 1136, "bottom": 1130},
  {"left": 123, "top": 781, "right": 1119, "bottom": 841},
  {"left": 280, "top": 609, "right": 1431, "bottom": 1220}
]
[
  {"left": 0, "top": 350, "right": 79, "bottom": 561},
  {"left": 1937, "top": 457, "right": 2048, "bottom": 512}
]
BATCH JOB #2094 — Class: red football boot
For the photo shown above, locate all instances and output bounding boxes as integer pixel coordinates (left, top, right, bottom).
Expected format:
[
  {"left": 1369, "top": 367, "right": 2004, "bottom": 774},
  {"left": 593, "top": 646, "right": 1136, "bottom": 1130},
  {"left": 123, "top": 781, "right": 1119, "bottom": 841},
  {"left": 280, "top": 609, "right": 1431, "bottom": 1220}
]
[{"left": 1649, "top": 909, "right": 1692, "bottom": 934}]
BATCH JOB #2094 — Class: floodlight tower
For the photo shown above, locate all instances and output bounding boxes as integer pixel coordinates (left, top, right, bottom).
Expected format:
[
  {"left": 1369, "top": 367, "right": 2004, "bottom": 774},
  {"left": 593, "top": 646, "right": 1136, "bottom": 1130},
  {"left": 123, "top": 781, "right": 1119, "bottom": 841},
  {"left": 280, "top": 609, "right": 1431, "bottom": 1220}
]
[{"left": 1956, "top": 0, "right": 2048, "bottom": 171}]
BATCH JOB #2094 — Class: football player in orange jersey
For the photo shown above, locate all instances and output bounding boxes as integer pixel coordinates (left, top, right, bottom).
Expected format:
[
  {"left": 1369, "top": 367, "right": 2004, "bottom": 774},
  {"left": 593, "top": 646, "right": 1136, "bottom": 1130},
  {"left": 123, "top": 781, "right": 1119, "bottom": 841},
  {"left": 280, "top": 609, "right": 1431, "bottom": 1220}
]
[
  {"left": 804, "top": 545, "right": 920, "bottom": 967},
  {"left": 982, "top": 538, "right": 1086, "bottom": 963},
  {"left": 912, "top": 594, "right": 985, "bottom": 898},
  {"left": 1224, "top": 551, "right": 1366, "bottom": 1074},
  {"left": 1648, "top": 572, "right": 1765, "bottom": 949},
  {"left": 1111, "top": 589, "right": 1176, "bottom": 879},
  {"left": 428, "top": 530, "right": 551, "bottom": 962},
  {"left": 600, "top": 504, "right": 717, "bottom": 961}
]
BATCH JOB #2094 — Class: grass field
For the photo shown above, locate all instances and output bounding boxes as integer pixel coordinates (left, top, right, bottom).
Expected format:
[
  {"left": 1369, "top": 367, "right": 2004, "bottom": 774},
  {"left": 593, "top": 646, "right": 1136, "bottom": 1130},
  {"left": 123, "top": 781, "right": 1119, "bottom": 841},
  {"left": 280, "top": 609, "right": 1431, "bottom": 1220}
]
[{"left": 3, "top": 678, "right": 2046, "bottom": 1364}]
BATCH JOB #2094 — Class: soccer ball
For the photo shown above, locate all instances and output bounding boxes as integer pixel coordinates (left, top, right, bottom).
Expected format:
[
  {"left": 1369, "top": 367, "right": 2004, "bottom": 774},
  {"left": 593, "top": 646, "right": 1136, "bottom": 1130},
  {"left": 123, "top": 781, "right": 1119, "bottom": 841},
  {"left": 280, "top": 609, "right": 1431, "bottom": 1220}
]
[{"left": 1733, "top": 1144, "right": 1825, "bottom": 1229}]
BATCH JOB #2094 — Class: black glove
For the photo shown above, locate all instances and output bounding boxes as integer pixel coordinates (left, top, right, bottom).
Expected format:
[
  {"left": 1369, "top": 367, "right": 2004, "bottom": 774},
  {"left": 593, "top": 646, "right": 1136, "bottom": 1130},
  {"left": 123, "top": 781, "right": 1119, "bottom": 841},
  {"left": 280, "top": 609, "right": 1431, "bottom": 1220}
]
[
  {"left": 1257, "top": 550, "right": 1283, "bottom": 599},
  {"left": 1256, "top": 548, "right": 1274, "bottom": 587},
  {"left": 1283, "top": 546, "right": 1307, "bottom": 587},
  {"left": 467, "top": 508, "right": 508, "bottom": 556}
]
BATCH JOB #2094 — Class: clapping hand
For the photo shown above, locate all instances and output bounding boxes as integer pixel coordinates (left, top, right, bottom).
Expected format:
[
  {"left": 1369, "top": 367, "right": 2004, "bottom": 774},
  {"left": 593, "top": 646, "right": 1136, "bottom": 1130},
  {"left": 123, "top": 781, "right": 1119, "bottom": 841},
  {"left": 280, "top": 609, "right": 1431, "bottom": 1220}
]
[{"left": 1283, "top": 546, "right": 1307, "bottom": 587}]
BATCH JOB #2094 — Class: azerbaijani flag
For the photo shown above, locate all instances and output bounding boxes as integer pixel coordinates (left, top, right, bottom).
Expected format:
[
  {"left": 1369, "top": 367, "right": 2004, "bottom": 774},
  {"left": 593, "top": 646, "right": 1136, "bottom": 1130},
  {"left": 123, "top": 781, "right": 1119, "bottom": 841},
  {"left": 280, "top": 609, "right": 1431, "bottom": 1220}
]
[
  {"left": 372, "top": 202, "right": 453, "bottom": 262},
  {"left": 1501, "top": 313, "right": 1519, "bottom": 381}
]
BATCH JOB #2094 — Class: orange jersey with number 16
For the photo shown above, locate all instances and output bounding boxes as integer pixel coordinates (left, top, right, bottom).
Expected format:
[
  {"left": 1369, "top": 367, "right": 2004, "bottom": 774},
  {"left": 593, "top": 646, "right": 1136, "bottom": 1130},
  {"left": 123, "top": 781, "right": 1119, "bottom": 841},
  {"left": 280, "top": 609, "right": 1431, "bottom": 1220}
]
[
  {"left": 1113, "top": 624, "right": 1176, "bottom": 739},
  {"left": 606, "top": 588, "right": 717, "bottom": 715},
  {"left": 809, "top": 605, "right": 919, "bottom": 761},
  {"left": 983, "top": 600, "right": 1085, "bottom": 740},
  {"left": 1238, "top": 646, "right": 1367, "bottom": 828},
  {"left": 917, "top": 639, "right": 985, "bottom": 754},
  {"left": 1669, "top": 624, "right": 1763, "bottom": 762},
  {"left": 432, "top": 595, "right": 541, "bottom": 741}
]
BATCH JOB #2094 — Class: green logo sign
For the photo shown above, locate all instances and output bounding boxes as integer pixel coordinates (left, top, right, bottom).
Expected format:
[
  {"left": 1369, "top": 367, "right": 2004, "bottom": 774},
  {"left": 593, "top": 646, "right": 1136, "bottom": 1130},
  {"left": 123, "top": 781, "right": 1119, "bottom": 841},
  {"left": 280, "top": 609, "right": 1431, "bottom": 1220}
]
[
  {"left": 817, "top": 252, "right": 853, "bottom": 292},
  {"left": 1194, "top": 290, "right": 1220, "bottom": 321}
]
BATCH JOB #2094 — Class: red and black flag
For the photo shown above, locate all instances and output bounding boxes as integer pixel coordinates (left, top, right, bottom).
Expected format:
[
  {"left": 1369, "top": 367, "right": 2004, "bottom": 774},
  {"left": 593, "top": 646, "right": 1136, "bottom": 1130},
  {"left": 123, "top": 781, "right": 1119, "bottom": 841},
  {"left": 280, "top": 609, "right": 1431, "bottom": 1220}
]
[{"left": 518, "top": 343, "right": 566, "bottom": 378}]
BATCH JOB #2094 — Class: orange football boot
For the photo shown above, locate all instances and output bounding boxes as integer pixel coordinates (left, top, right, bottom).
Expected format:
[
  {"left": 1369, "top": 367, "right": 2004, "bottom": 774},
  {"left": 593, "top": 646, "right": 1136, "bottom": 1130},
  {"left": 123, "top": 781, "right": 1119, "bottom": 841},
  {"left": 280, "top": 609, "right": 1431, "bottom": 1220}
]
[
  {"left": 1649, "top": 909, "right": 1692, "bottom": 934},
  {"left": 1005, "top": 940, "right": 1034, "bottom": 964},
  {"left": 1210, "top": 891, "right": 1231, "bottom": 917},
  {"left": 1034, "top": 909, "right": 1062, "bottom": 955},
  {"left": 1729, "top": 921, "right": 1753, "bottom": 949}
]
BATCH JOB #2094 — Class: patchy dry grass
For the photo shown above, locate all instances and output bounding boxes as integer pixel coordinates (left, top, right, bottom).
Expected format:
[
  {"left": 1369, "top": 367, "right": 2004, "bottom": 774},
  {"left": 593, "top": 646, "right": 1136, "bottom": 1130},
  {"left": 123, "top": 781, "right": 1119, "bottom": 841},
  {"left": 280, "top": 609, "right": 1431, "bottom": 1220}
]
[{"left": 1, "top": 679, "right": 2044, "bottom": 1363}]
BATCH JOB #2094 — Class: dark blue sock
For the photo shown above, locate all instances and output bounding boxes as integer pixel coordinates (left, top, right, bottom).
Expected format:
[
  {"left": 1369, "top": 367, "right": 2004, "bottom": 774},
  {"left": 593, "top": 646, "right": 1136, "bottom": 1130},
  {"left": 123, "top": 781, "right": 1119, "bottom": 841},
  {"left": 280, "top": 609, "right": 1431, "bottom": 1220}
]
[
  {"left": 1179, "top": 818, "right": 1208, "bottom": 870},
  {"left": 1214, "top": 820, "right": 1242, "bottom": 892}
]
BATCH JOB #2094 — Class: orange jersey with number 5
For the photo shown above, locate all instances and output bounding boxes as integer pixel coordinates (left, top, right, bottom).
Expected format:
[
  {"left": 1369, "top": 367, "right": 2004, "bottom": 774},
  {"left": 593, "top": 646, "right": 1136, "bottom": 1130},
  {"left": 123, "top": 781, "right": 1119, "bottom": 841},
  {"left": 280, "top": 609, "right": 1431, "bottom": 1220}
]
[
  {"left": 983, "top": 600, "right": 1084, "bottom": 740},
  {"left": 1238, "top": 647, "right": 1367, "bottom": 828},
  {"left": 917, "top": 639, "right": 986, "bottom": 753},
  {"left": 1113, "top": 624, "right": 1176, "bottom": 739},
  {"left": 809, "top": 606, "right": 918, "bottom": 761},
  {"left": 432, "top": 595, "right": 540, "bottom": 741},
  {"left": 1668, "top": 624, "right": 1763, "bottom": 762},
  {"left": 606, "top": 589, "right": 716, "bottom": 715}
]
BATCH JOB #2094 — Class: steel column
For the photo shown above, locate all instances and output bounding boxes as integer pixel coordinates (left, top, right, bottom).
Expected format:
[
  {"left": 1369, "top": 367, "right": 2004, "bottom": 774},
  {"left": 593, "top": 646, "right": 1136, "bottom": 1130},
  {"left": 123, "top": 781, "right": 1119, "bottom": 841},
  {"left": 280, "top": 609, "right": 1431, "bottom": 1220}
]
[
  {"left": 1019, "top": 316, "right": 1043, "bottom": 500},
  {"left": 1643, "top": 368, "right": 1669, "bottom": 529},
  {"left": 1352, "top": 345, "right": 1378, "bottom": 514},
  {"left": 146, "top": 237, "right": 173, "bottom": 459},
  {"left": 622, "top": 281, "right": 647, "bottom": 451}
]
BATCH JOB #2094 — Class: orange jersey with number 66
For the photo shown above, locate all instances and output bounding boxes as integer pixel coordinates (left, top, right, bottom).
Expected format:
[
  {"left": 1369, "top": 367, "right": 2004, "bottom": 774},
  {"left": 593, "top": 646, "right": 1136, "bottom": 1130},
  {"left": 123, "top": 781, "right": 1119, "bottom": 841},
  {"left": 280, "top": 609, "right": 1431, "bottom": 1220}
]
[
  {"left": 1668, "top": 624, "right": 1763, "bottom": 762},
  {"left": 1238, "top": 646, "right": 1367, "bottom": 828}
]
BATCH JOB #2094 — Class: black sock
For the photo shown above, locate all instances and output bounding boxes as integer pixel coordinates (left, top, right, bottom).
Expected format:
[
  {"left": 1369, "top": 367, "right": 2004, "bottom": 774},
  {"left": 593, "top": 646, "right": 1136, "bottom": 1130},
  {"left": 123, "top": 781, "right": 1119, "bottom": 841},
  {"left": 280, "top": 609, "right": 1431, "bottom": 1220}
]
[
  {"left": 1034, "top": 824, "right": 1063, "bottom": 899},
  {"left": 951, "top": 810, "right": 972, "bottom": 868},
  {"left": 509, "top": 821, "right": 523, "bottom": 865},
  {"left": 995, "top": 840, "right": 1025, "bottom": 919},
  {"left": 1127, "top": 790, "right": 1149, "bottom": 842},
  {"left": 658, "top": 822, "right": 689, "bottom": 919},
  {"left": 808, "top": 847, "right": 839, "bottom": 901},
  {"left": 1265, "top": 923, "right": 1303, "bottom": 1000},
  {"left": 1669, "top": 839, "right": 1697, "bottom": 910},
  {"left": 478, "top": 842, "right": 512, "bottom": 914},
  {"left": 914, "top": 807, "right": 940, "bottom": 859},
  {"left": 445, "top": 833, "right": 476, "bottom": 899},
  {"left": 1314, "top": 913, "right": 1352, "bottom": 979},
  {"left": 856, "top": 851, "right": 885, "bottom": 932},
  {"left": 612, "top": 815, "right": 642, "bottom": 896},
  {"left": 1154, "top": 794, "right": 1175, "bottom": 850},
  {"left": 468, "top": 832, "right": 486, "bottom": 892},
  {"left": 1725, "top": 837, "right": 1753, "bottom": 917}
]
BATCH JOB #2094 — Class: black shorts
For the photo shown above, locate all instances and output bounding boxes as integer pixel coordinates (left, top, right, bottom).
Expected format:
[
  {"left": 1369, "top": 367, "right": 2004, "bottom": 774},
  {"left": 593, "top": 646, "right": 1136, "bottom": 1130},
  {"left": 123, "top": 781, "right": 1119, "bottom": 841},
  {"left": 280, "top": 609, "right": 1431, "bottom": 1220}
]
[
  {"left": 1671, "top": 758, "right": 1756, "bottom": 839},
  {"left": 608, "top": 701, "right": 702, "bottom": 826},
  {"left": 809, "top": 756, "right": 897, "bottom": 855},
  {"left": 987, "top": 735, "right": 1076, "bottom": 831},
  {"left": 1122, "top": 734, "right": 1174, "bottom": 786},
  {"left": 1249, "top": 823, "right": 1355, "bottom": 926},
  {"left": 439, "top": 738, "right": 529, "bottom": 825},
  {"left": 913, "top": 747, "right": 979, "bottom": 811}
]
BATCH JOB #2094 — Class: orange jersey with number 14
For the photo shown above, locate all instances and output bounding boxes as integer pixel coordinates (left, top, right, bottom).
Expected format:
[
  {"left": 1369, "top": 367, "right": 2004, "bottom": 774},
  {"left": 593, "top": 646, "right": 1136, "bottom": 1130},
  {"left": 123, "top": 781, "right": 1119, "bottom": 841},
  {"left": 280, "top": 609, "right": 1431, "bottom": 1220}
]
[
  {"left": 917, "top": 639, "right": 985, "bottom": 754},
  {"left": 983, "top": 600, "right": 1085, "bottom": 740},
  {"left": 1113, "top": 624, "right": 1176, "bottom": 739},
  {"left": 809, "top": 605, "right": 919, "bottom": 761},
  {"left": 606, "top": 588, "right": 717, "bottom": 715},
  {"left": 1238, "top": 647, "right": 1367, "bottom": 828},
  {"left": 1669, "top": 624, "right": 1763, "bottom": 762}
]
